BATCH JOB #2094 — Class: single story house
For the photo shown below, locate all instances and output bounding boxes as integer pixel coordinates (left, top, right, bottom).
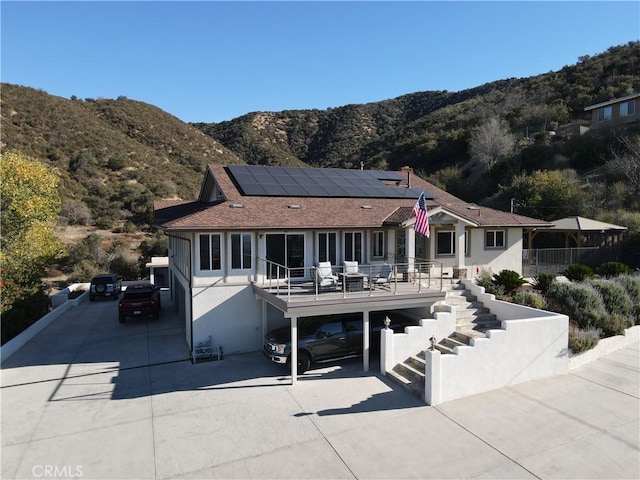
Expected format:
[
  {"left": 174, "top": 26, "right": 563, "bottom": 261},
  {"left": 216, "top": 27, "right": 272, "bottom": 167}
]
[{"left": 155, "top": 164, "right": 551, "bottom": 360}]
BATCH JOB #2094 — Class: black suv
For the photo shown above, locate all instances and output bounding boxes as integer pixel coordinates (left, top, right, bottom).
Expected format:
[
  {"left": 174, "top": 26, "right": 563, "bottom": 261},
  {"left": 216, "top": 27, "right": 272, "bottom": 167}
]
[
  {"left": 264, "top": 312, "right": 417, "bottom": 374},
  {"left": 89, "top": 274, "right": 122, "bottom": 301}
]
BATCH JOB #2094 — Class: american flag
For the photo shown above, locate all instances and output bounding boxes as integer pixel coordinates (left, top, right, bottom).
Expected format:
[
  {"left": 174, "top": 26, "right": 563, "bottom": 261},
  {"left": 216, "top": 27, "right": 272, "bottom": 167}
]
[{"left": 413, "top": 192, "right": 430, "bottom": 237}]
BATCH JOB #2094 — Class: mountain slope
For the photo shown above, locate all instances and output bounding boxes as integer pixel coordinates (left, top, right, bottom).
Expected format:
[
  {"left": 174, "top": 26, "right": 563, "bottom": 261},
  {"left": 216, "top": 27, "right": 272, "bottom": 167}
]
[
  {"left": 195, "top": 42, "right": 640, "bottom": 174},
  {"left": 1, "top": 84, "right": 243, "bottom": 228}
]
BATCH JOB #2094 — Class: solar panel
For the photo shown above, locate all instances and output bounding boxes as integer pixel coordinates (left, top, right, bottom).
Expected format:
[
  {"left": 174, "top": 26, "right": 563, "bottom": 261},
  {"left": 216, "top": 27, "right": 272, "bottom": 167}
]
[{"left": 226, "top": 165, "right": 434, "bottom": 199}]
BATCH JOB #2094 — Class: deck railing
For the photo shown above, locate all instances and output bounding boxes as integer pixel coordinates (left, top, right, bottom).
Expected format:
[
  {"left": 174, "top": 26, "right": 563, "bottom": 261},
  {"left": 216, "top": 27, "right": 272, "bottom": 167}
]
[
  {"left": 255, "top": 258, "right": 445, "bottom": 300},
  {"left": 522, "top": 247, "right": 608, "bottom": 277}
]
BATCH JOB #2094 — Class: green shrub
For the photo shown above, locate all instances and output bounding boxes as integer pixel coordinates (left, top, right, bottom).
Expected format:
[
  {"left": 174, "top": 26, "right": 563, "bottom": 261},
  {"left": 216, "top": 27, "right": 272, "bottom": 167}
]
[
  {"left": 568, "top": 327, "right": 600, "bottom": 354},
  {"left": 492, "top": 269, "right": 526, "bottom": 295},
  {"left": 1, "top": 284, "right": 51, "bottom": 345},
  {"left": 597, "top": 261, "right": 632, "bottom": 278},
  {"left": 614, "top": 275, "right": 640, "bottom": 323},
  {"left": 547, "top": 282, "right": 607, "bottom": 329},
  {"left": 597, "top": 313, "right": 634, "bottom": 337},
  {"left": 531, "top": 272, "right": 556, "bottom": 295},
  {"left": 110, "top": 255, "right": 141, "bottom": 280},
  {"left": 512, "top": 291, "right": 548, "bottom": 309},
  {"left": 588, "top": 279, "right": 634, "bottom": 317},
  {"left": 562, "top": 263, "right": 595, "bottom": 282}
]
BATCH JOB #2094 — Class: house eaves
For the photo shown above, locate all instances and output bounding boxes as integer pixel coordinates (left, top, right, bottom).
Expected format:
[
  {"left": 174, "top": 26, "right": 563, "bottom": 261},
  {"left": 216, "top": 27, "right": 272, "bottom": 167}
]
[{"left": 584, "top": 93, "right": 640, "bottom": 111}]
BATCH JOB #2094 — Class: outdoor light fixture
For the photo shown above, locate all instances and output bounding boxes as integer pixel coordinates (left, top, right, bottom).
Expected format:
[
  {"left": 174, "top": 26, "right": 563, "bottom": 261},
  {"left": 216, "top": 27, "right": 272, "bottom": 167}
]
[
  {"left": 384, "top": 316, "right": 391, "bottom": 330},
  {"left": 430, "top": 335, "right": 436, "bottom": 351}
]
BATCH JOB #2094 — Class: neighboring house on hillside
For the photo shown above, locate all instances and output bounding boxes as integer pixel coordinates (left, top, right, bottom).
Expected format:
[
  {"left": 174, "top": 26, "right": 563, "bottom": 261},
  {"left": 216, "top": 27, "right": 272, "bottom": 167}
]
[
  {"left": 584, "top": 93, "right": 639, "bottom": 131},
  {"left": 154, "top": 164, "right": 550, "bottom": 358}
]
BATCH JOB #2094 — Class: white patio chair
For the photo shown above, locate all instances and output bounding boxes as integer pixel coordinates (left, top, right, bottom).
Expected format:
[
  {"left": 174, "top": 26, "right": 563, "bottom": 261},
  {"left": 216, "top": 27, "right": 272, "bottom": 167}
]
[{"left": 315, "top": 261, "right": 339, "bottom": 290}]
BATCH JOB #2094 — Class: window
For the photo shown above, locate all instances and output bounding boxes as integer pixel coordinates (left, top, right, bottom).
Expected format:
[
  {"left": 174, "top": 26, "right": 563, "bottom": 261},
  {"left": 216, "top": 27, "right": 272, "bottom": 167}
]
[
  {"left": 436, "top": 230, "right": 468, "bottom": 256},
  {"left": 344, "top": 232, "right": 363, "bottom": 263},
  {"left": 199, "top": 234, "right": 221, "bottom": 271},
  {"left": 485, "top": 230, "right": 506, "bottom": 249},
  {"left": 231, "top": 233, "right": 252, "bottom": 270},
  {"left": 317, "top": 321, "right": 344, "bottom": 338},
  {"left": 620, "top": 101, "right": 635, "bottom": 117},
  {"left": 597, "top": 106, "right": 612, "bottom": 122},
  {"left": 318, "top": 232, "right": 337, "bottom": 265},
  {"left": 372, "top": 231, "right": 385, "bottom": 258}
]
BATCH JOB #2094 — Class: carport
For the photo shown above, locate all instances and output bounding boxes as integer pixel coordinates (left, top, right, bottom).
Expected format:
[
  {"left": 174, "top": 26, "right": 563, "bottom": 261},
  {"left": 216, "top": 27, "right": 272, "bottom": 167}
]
[{"left": 253, "top": 285, "right": 445, "bottom": 383}]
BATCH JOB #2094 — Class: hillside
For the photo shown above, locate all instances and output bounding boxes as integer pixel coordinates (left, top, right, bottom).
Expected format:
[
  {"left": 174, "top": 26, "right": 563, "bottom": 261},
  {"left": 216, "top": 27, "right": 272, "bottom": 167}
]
[
  {"left": 1, "top": 84, "right": 244, "bottom": 229},
  {"left": 2, "top": 42, "right": 639, "bottom": 233},
  {"left": 195, "top": 42, "right": 640, "bottom": 182}
]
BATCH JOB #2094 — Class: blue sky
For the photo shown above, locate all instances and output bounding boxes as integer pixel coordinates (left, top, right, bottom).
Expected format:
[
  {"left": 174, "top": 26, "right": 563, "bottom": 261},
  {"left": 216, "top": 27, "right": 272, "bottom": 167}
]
[{"left": 2, "top": 1, "right": 639, "bottom": 123}]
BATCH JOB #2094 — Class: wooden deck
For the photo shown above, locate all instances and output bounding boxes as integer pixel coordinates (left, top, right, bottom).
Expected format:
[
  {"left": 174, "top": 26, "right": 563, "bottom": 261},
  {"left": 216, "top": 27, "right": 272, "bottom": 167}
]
[{"left": 252, "top": 278, "right": 447, "bottom": 318}]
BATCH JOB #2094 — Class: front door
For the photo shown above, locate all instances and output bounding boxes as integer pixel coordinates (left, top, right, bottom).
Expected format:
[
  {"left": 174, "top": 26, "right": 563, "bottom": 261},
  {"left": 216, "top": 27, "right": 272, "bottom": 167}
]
[{"left": 266, "top": 233, "right": 305, "bottom": 278}]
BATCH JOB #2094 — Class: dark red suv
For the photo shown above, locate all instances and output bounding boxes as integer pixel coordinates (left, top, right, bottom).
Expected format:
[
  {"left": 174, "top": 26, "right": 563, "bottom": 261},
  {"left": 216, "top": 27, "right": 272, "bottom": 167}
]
[{"left": 118, "top": 282, "right": 161, "bottom": 323}]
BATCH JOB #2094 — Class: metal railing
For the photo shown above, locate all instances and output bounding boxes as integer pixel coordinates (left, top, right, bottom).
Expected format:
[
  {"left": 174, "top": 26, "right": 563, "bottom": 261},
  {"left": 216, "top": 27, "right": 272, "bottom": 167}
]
[
  {"left": 522, "top": 247, "right": 610, "bottom": 277},
  {"left": 255, "top": 258, "right": 445, "bottom": 301}
]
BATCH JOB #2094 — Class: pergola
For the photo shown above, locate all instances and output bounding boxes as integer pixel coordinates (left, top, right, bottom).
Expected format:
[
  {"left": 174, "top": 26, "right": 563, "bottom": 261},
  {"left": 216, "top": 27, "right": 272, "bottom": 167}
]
[{"left": 530, "top": 216, "right": 627, "bottom": 249}]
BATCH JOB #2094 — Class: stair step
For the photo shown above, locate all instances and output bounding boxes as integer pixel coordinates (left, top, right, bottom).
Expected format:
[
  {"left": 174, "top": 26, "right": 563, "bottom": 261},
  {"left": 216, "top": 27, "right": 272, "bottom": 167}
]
[
  {"left": 434, "top": 343, "right": 454, "bottom": 355},
  {"left": 456, "top": 312, "right": 497, "bottom": 323},
  {"left": 454, "top": 330, "right": 487, "bottom": 343},
  {"left": 386, "top": 368, "right": 425, "bottom": 400},
  {"left": 446, "top": 293, "right": 478, "bottom": 302},
  {"left": 442, "top": 336, "right": 468, "bottom": 349},
  {"left": 455, "top": 308, "right": 491, "bottom": 318},
  {"left": 407, "top": 354, "right": 425, "bottom": 370},
  {"left": 393, "top": 360, "right": 425, "bottom": 383}
]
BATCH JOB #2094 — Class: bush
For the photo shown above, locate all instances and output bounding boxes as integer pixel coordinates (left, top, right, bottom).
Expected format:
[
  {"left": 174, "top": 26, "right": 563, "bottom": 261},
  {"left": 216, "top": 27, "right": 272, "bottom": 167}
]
[
  {"left": 110, "top": 255, "right": 140, "bottom": 281},
  {"left": 512, "top": 291, "right": 548, "bottom": 309},
  {"left": 614, "top": 275, "right": 640, "bottom": 323},
  {"left": 1, "top": 285, "right": 51, "bottom": 345},
  {"left": 475, "top": 268, "right": 494, "bottom": 288},
  {"left": 568, "top": 327, "right": 600, "bottom": 354},
  {"left": 547, "top": 282, "right": 607, "bottom": 329},
  {"left": 597, "top": 261, "right": 632, "bottom": 278},
  {"left": 492, "top": 269, "right": 526, "bottom": 295},
  {"left": 588, "top": 279, "right": 634, "bottom": 317},
  {"left": 531, "top": 272, "right": 556, "bottom": 295},
  {"left": 598, "top": 313, "right": 634, "bottom": 337},
  {"left": 562, "top": 263, "right": 595, "bottom": 282}
]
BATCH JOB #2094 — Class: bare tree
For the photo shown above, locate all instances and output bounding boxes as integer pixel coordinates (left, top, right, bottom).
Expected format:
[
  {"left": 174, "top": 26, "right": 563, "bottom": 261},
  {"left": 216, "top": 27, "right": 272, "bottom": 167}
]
[
  {"left": 468, "top": 116, "right": 516, "bottom": 168},
  {"left": 608, "top": 135, "right": 640, "bottom": 198}
]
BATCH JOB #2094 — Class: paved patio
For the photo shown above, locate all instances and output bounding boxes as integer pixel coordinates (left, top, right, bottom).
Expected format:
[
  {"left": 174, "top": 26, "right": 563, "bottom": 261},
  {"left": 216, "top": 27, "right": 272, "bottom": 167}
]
[{"left": 1, "top": 293, "right": 638, "bottom": 479}]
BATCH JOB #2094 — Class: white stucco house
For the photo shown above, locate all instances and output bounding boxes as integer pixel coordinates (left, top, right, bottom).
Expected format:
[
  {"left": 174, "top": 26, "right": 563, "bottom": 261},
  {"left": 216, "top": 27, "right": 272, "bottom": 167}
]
[{"left": 154, "top": 164, "right": 551, "bottom": 361}]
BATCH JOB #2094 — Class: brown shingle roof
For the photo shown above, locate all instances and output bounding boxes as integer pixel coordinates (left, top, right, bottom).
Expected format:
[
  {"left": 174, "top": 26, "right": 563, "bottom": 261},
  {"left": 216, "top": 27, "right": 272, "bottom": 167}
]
[{"left": 157, "top": 164, "right": 550, "bottom": 231}]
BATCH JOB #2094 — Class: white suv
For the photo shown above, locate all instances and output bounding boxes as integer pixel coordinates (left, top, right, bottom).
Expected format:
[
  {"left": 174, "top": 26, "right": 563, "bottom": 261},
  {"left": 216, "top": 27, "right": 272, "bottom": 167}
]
[{"left": 89, "top": 274, "right": 122, "bottom": 301}]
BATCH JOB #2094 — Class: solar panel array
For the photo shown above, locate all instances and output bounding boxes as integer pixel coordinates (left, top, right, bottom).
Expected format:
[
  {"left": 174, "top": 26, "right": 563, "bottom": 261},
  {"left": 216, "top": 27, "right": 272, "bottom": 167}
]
[{"left": 227, "top": 165, "right": 433, "bottom": 199}]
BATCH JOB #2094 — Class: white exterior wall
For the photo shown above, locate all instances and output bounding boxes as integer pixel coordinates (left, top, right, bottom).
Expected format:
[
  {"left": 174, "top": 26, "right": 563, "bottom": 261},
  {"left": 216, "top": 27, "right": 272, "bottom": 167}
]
[
  {"left": 429, "top": 226, "right": 524, "bottom": 276},
  {"left": 468, "top": 227, "right": 524, "bottom": 275},
  {"left": 192, "top": 284, "right": 263, "bottom": 355},
  {"left": 381, "top": 306, "right": 456, "bottom": 374}
]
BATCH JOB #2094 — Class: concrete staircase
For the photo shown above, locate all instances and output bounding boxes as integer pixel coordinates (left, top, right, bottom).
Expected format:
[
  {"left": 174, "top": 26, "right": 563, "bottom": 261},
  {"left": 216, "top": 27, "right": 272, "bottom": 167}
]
[{"left": 386, "top": 280, "right": 502, "bottom": 400}]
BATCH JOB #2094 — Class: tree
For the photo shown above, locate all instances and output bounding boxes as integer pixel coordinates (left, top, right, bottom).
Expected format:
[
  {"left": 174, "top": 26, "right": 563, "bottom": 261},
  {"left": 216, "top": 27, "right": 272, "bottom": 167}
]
[
  {"left": 501, "top": 169, "right": 583, "bottom": 220},
  {"left": 1, "top": 151, "right": 65, "bottom": 314},
  {"left": 607, "top": 135, "right": 640, "bottom": 206},
  {"left": 468, "top": 116, "right": 516, "bottom": 168}
]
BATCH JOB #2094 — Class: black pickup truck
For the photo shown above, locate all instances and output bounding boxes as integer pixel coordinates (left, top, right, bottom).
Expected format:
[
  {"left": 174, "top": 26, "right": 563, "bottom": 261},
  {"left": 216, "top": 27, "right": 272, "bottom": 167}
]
[
  {"left": 117, "top": 282, "right": 161, "bottom": 323},
  {"left": 264, "top": 312, "right": 417, "bottom": 374}
]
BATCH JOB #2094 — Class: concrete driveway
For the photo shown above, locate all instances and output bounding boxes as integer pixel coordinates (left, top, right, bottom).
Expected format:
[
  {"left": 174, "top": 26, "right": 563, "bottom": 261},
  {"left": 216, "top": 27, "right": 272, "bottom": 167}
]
[{"left": 1, "top": 293, "right": 638, "bottom": 479}]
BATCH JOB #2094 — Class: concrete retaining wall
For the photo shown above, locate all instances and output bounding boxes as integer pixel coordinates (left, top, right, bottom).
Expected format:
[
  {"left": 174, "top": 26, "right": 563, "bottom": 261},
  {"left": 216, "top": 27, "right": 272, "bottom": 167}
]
[
  {"left": 380, "top": 305, "right": 456, "bottom": 375},
  {"left": 381, "top": 279, "right": 570, "bottom": 405},
  {"left": 569, "top": 325, "right": 640, "bottom": 370},
  {"left": 2, "top": 285, "right": 89, "bottom": 362}
]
